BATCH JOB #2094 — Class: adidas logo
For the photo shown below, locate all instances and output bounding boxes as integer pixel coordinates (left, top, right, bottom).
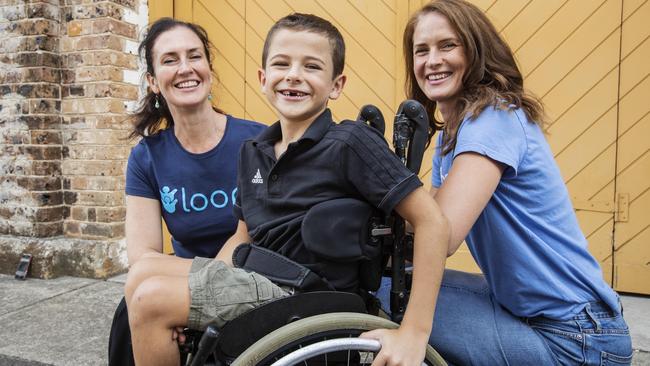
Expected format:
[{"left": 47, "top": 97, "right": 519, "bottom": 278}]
[{"left": 251, "top": 169, "right": 264, "bottom": 184}]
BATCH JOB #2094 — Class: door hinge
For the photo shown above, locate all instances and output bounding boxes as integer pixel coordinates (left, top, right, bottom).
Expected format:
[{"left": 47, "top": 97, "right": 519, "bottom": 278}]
[
  {"left": 571, "top": 193, "right": 629, "bottom": 222},
  {"left": 615, "top": 193, "right": 629, "bottom": 222}
]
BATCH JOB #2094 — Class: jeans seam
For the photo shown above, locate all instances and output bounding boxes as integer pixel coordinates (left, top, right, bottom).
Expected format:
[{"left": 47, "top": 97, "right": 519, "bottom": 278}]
[
  {"left": 601, "top": 349, "right": 634, "bottom": 363},
  {"left": 440, "top": 283, "right": 489, "bottom": 296},
  {"left": 531, "top": 324, "right": 584, "bottom": 341},
  {"left": 530, "top": 325, "right": 562, "bottom": 366}
]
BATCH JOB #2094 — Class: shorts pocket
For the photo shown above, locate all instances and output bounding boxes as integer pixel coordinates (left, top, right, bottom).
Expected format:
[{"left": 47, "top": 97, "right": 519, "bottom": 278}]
[
  {"left": 251, "top": 272, "right": 289, "bottom": 302},
  {"left": 600, "top": 350, "right": 633, "bottom": 365}
]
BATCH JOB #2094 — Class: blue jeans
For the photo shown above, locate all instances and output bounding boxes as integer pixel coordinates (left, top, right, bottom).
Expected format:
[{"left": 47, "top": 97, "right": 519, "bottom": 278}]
[{"left": 376, "top": 270, "right": 632, "bottom": 365}]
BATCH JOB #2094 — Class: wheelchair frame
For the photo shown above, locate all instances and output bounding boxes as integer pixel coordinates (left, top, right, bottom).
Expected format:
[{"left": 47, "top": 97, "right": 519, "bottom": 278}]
[{"left": 182, "top": 101, "right": 445, "bottom": 366}]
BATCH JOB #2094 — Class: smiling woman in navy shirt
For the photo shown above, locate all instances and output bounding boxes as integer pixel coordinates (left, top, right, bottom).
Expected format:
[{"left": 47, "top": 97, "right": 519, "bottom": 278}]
[{"left": 108, "top": 18, "right": 264, "bottom": 366}]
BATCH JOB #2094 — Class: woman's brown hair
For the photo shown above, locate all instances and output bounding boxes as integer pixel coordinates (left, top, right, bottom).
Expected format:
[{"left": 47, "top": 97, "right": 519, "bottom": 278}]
[{"left": 403, "top": 0, "right": 545, "bottom": 155}]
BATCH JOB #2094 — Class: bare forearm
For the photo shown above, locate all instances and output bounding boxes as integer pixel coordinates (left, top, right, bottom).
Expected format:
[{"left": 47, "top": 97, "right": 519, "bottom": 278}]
[
  {"left": 392, "top": 187, "right": 450, "bottom": 341},
  {"left": 126, "top": 195, "right": 164, "bottom": 266},
  {"left": 401, "top": 217, "right": 448, "bottom": 337}
]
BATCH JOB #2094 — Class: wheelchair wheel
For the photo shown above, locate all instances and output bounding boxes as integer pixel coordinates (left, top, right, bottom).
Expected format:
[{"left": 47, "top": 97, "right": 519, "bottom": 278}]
[{"left": 231, "top": 312, "right": 446, "bottom": 366}]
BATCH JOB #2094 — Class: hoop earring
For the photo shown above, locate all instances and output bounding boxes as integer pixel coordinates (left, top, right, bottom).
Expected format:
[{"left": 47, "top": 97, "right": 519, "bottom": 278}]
[
  {"left": 154, "top": 95, "right": 160, "bottom": 109},
  {"left": 207, "top": 93, "right": 213, "bottom": 102}
]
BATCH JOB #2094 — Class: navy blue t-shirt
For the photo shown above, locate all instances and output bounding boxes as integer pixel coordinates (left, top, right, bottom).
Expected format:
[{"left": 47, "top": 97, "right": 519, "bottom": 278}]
[{"left": 126, "top": 115, "right": 266, "bottom": 258}]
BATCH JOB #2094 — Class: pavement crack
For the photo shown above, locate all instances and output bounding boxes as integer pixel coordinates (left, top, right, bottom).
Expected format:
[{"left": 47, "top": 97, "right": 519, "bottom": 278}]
[{"left": 0, "top": 281, "right": 99, "bottom": 318}]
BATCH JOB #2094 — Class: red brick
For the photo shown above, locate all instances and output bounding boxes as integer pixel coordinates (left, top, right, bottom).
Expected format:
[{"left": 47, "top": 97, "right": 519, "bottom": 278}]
[
  {"left": 13, "top": 52, "right": 60, "bottom": 67},
  {"left": 31, "top": 160, "right": 62, "bottom": 175},
  {"left": 15, "top": 115, "right": 61, "bottom": 130},
  {"left": 16, "top": 18, "right": 59, "bottom": 36},
  {"left": 93, "top": 115, "right": 133, "bottom": 130},
  {"left": 16, "top": 176, "right": 62, "bottom": 191},
  {"left": 64, "top": 220, "right": 81, "bottom": 236},
  {"left": 31, "top": 191, "right": 63, "bottom": 206},
  {"left": 79, "top": 222, "right": 124, "bottom": 239},
  {"left": 34, "top": 206, "right": 64, "bottom": 222},
  {"left": 69, "top": 175, "right": 124, "bottom": 190},
  {"left": 6, "top": 220, "right": 63, "bottom": 237},
  {"left": 26, "top": 2, "right": 60, "bottom": 21},
  {"left": 63, "top": 129, "right": 129, "bottom": 145},
  {"left": 0, "top": 5, "right": 27, "bottom": 21},
  {"left": 66, "top": 145, "right": 130, "bottom": 160},
  {"left": 92, "top": 18, "right": 137, "bottom": 38},
  {"left": 29, "top": 99, "right": 61, "bottom": 114},
  {"left": 74, "top": 191, "right": 125, "bottom": 206},
  {"left": 31, "top": 130, "right": 62, "bottom": 145},
  {"left": 61, "top": 159, "right": 126, "bottom": 176},
  {"left": 1, "top": 129, "right": 30, "bottom": 145},
  {"left": 95, "top": 206, "right": 126, "bottom": 222},
  {"left": 17, "top": 84, "right": 60, "bottom": 98},
  {"left": 3, "top": 145, "right": 62, "bottom": 160},
  {"left": 65, "top": 3, "right": 124, "bottom": 21}
]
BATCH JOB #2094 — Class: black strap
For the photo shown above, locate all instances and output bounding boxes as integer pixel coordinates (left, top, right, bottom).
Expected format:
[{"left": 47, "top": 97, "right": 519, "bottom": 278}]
[{"left": 232, "top": 244, "right": 333, "bottom": 292}]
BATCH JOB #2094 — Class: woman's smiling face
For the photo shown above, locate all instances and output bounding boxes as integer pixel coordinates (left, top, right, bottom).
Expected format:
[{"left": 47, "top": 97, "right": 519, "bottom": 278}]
[
  {"left": 412, "top": 11, "right": 467, "bottom": 111},
  {"left": 147, "top": 26, "right": 213, "bottom": 110}
]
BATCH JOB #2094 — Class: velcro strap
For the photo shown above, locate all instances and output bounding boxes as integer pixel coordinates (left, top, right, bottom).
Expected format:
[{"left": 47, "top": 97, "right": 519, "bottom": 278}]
[{"left": 232, "top": 244, "right": 333, "bottom": 292}]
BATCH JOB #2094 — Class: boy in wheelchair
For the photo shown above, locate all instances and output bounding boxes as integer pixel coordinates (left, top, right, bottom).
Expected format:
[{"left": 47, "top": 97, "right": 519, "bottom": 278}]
[{"left": 125, "top": 13, "right": 449, "bottom": 366}]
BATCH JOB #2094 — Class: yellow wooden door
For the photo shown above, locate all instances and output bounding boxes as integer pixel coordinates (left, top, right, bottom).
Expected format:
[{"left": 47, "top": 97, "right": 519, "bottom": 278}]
[
  {"left": 611, "top": 0, "right": 650, "bottom": 294},
  {"left": 150, "top": 0, "right": 649, "bottom": 293}
]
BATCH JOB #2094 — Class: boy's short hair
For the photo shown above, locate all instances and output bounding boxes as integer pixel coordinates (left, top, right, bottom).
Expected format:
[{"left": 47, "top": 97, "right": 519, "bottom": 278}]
[{"left": 262, "top": 13, "right": 346, "bottom": 78}]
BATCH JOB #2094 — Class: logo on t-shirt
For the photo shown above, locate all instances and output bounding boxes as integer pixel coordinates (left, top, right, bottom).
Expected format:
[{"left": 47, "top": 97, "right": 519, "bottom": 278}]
[
  {"left": 159, "top": 186, "right": 238, "bottom": 214},
  {"left": 160, "top": 186, "right": 178, "bottom": 213},
  {"left": 439, "top": 165, "right": 448, "bottom": 183},
  {"left": 251, "top": 169, "right": 264, "bottom": 184}
]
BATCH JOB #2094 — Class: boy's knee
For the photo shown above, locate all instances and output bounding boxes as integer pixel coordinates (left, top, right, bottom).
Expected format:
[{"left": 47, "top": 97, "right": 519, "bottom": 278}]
[
  {"left": 124, "top": 258, "right": 156, "bottom": 300},
  {"left": 128, "top": 277, "right": 169, "bottom": 326}
]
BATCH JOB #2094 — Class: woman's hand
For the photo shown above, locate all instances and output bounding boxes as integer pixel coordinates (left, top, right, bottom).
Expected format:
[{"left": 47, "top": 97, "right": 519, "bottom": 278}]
[{"left": 360, "top": 327, "right": 428, "bottom": 366}]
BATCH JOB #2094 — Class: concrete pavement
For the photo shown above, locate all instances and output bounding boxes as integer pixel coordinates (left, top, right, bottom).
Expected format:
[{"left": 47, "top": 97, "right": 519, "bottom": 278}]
[{"left": 0, "top": 273, "right": 648, "bottom": 365}]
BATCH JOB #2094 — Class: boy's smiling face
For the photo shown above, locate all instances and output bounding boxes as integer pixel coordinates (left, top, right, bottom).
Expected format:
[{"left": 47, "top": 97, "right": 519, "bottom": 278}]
[{"left": 259, "top": 29, "right": 346, "bottom": 125}]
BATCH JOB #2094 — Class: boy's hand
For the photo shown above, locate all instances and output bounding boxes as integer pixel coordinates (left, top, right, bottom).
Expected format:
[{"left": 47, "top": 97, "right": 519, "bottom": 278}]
[
  {"left": 171, "top": 326, "right": 186, "bottom": 345},
  {"left": 360, "top": 327, "right": 428, "bottom": 366}
]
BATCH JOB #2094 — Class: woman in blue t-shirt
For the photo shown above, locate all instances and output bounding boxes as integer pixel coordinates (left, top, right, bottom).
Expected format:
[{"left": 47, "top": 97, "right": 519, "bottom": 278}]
[
  {"left": 108, "top": 18, "right": 265, "bottom": 366},
  {"left": 379, "top": 1, "right": 632, "bottom": 365}
]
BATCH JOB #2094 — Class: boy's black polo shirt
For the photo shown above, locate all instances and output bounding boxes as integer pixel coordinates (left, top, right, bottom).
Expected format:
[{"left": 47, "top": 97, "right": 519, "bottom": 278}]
[{"left": 234, "top": 109, "right": 422, "bottom": 291}]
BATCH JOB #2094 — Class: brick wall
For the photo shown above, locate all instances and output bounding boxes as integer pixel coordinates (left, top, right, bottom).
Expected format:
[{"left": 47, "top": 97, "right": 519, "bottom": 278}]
[{"left": 0, "top": 0, "right": 148, "bottom": 278}]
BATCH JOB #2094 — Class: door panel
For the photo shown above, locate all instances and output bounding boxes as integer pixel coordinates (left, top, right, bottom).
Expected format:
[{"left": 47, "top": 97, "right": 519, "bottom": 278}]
[{"left": 614, "top": 0, "right": 650, "bottom": 294}]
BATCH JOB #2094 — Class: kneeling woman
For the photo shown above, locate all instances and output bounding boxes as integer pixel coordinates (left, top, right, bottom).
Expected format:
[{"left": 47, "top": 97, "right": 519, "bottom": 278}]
[{"left": 378, "top": 0, "right": 633, "bottom": 365}]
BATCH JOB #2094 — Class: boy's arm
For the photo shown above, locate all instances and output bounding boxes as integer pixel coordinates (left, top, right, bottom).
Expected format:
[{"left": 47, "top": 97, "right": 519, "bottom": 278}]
[
  {"left": 363, "top": 187, "right": 449, "bottom": 366},
  {"left": 215, "top": 220, "right": 252, "bottom": 266}
]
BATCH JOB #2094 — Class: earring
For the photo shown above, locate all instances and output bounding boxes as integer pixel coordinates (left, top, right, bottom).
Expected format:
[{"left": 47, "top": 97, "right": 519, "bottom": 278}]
[
  {"left": 154, "top": 95, "right": 160, "bottom": 109},
  {"left": 207, "top": 93, "right": 213, "bottom": 102}
]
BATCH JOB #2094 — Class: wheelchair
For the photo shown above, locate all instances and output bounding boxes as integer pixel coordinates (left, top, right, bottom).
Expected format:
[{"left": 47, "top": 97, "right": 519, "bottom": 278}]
[{"left": 181, "top": 101, "right": 446, "bottom": 366}]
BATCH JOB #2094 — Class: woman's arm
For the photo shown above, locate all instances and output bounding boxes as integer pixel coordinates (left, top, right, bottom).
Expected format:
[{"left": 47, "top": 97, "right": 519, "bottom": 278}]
[
  {"left": 215, "top": 220, "right": 252, "bottom": 266},
  {"left": 430, "top": 152, "right": 505, "bottom": 256},
  {"left": 126, "top": 195, "right": 165, "bottom": 265}
]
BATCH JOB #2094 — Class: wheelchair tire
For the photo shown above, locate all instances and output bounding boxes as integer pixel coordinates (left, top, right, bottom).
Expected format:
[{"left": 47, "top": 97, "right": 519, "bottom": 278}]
[{"left": 231, "top": 312, "right": 446, "bottom": 366}]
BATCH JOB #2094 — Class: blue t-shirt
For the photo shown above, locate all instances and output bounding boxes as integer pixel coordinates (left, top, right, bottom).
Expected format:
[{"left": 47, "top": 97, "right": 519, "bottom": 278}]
[
  {"left": 126, "top": 115, "right": 266, "bottom": 258},
  {"left": 432, "top": 106, "right": 619, "bottom": 320}
]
